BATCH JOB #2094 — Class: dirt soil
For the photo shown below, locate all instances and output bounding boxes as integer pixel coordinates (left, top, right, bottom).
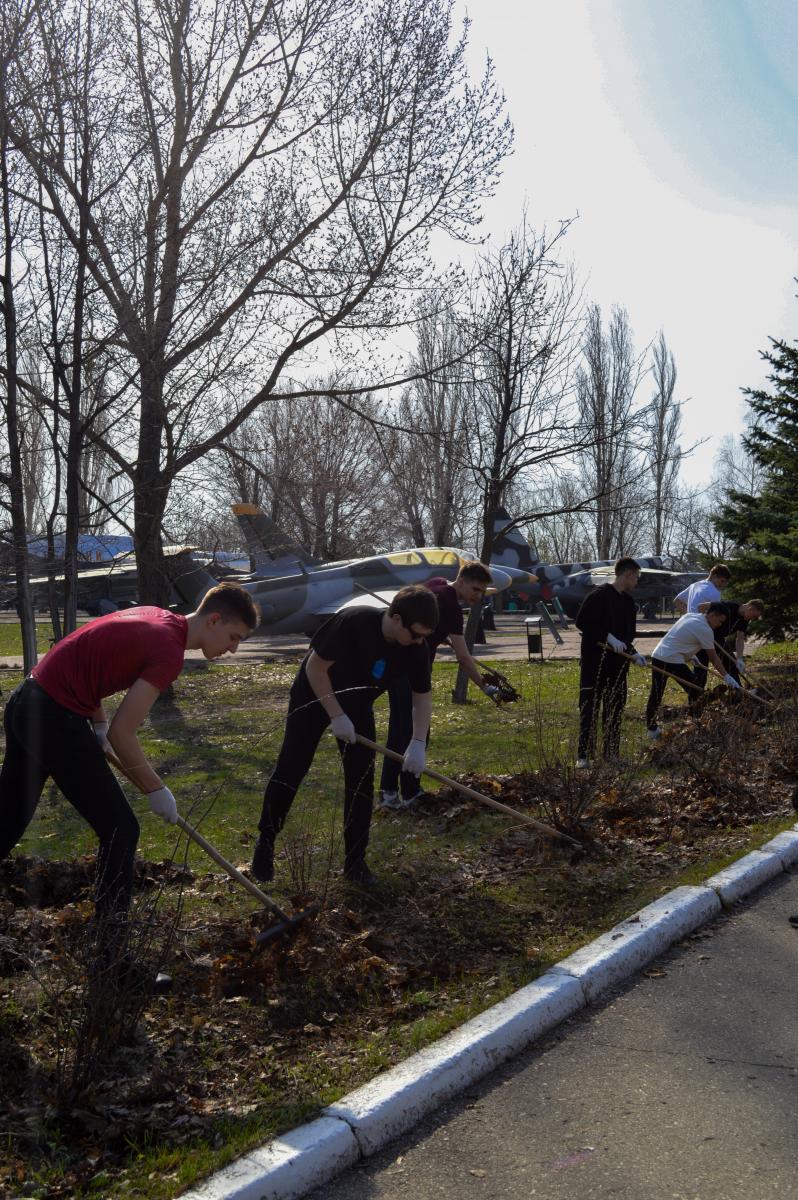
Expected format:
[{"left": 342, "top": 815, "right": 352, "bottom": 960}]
[{"left": 2, "top": 667, "right": 797, "bottom": 1199}]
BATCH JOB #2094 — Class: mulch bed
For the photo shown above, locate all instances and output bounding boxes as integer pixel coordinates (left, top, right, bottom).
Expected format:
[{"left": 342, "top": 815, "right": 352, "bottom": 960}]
[{"left": 2, "top": 667, "right": 796, "bottom": 1198}]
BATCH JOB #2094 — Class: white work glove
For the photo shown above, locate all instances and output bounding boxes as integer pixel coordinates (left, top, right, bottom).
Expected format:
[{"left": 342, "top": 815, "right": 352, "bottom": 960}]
[
  {"left": 330, "top": 713, "right": 357, "bottom": 744},
  {"left": 92, "top": 720, "right": 112, "bottom": 753},
  {"left": 402, "top": 738, "right": 426, "bottom": 777},
  {"left": 736, "top": 657, "right": 745, "bottom": 672},
  {"left": 723, "top": 673, "right": 741, "bottom": 690},
  {"left": 148, "top": 785, "right": 178, "bottom": 824},
  {"left": 606, "top": 633, "right": 626, "bottom": 654},
  {"left": 631, "top": 652, "right": 647, "bottom": 668},
  {"left": 482, "top": 684, "right": 500, "bottom": 698}
]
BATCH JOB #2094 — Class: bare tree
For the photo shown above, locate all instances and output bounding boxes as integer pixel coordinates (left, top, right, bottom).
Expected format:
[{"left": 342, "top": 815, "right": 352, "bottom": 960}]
[
  {"left": 576, "top": 304, "right": 646, "bottom": 558},
  {"left": 378, "top": 299, "right": 474, "bottom": 547},
  {"left": 5, "top": 0, "right": 511, "bottom": 604},
  {"left": 0, "top": 1, "right": 40, "bottom": 669},
  {"left": 643, "top": 331, "right": 683, "bottom": 555},
  {"left": 451, "top": 218, "right": 582, "bottom": 700}
]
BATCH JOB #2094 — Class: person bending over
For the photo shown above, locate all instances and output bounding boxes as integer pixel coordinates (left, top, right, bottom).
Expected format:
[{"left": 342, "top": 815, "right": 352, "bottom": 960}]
[
  {"left": 380, "top": 561, "right": 495, "bottom": 810},
  {"left": 645, "top": 603, "right": 739, "bottom": 737},
  {"left": 674, "top": 564, "right": 731, "bottom": 689},
  {"left": 574, "top": 557, "right": 645, "bottom": 767},
  {"left": 0, "top": 584, "right": 258, "bottom": 938},
  {"left": 252, "top": 585, "right": 438, "bottom": 889},
  {"left": 697, "top": 598, "right": 764, "bottom": 682}
]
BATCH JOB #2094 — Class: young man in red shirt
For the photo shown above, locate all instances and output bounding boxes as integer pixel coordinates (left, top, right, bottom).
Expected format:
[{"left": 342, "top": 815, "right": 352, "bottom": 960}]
[
  {"left": 379, "top": 561, "right": 495, "bottom": 808},
  {"left": 0, "top": 584, "right": 259, "bottom": 932}
]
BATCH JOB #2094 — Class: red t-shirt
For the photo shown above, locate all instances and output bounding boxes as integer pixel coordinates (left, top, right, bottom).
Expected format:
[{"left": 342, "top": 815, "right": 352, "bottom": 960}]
[
  {"left": 424, "top": 577, "right": 465, "bottom": 657},
  {"left": 32, "top": 607, "right": 188, "bottom": 716}
]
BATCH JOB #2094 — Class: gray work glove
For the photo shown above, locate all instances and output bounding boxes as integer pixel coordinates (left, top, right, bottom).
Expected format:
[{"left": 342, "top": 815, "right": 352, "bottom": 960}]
[
  {"left": 723, "top": 673, "right": 741, "bottom": 690},
  {"left": 92, "top": 720, "right": 112, "bottom": 753},
  {"left": 736, "top": 656, "right": 745, "bottom": 672},
  {"left": 482, "top": 684, "right": 500, "bottom": 698},
  {"left": 148, "top": 785, "right": 178, "bottom": 824},
  {"left": 606, "top": 634, "right": 625, "bottom": 653},
  {"left": 402, "top": 738, "right": 426, "bottom": 777},
  {"left": 631, "top": 652, "right": 647, "bottom": 667},
  {"left": 330, "top": 713, "right": 357, "bottom": 744}
]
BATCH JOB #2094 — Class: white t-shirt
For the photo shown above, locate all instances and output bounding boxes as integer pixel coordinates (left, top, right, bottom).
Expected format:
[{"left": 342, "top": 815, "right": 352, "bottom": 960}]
[
  {"left": 652, "top": 613, "right": 716, "bottom": 664},
  {"left": 674, "top": 579, "right": 721, "bottom": 612}
]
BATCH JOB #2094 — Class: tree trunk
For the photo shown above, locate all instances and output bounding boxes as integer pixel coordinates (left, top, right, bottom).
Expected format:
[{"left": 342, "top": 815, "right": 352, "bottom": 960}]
[{"left": 134, "top": 368, "right": 171, "bottom": 606}]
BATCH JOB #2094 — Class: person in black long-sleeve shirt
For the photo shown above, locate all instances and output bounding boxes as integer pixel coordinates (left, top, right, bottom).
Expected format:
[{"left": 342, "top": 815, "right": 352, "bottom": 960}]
[{"left": 575, "top": 557, "right": 644, "bottom": 765}]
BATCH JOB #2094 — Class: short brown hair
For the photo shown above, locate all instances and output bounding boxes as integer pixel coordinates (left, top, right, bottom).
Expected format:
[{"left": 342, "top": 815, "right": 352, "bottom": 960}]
[
  {"left": 388, "top": 584, "right": 439, "bottom": 629},
  {"left": 745, "top": 598, "right": 765, "bottom": 614},
  {"left": 709, "top": 564, "right": 731, "bottom": 581},
  {"left": 458, "top": 560, "right": 492, "bottom": 585},
  {"left": 197, "top": 583, "right": 260, "bottom": 629},
  {"left": 614, "top": 556, "right": 640, "bottom": 576}
]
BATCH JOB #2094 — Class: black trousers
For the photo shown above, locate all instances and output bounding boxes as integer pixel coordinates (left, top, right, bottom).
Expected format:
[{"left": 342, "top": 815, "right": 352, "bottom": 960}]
[
  {"left": 0, "top": 678, "right": 140, "bottom": 918},
  {"left": 578, "top": 650, "right": 628, "bottom": 760},
  {"left": 645, "top": 658, "right": 698, "bottom": 729},
  {"left": 379, "top": 674, "right": 420, "bottom": 801},
  {"left": 694, "top": 638, "right": 736, "bottom": 688},
  {"left": 258, "top": 680, "right": 376, "bottom": 869}
]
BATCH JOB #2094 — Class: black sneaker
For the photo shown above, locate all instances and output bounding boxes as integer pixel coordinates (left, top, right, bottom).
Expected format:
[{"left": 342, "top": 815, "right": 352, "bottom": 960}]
[
  {"left": 344, "top": 860, "right": 380, "bottom": 889},
  {"left": 788, "top": 914, "right": 798, "bottom": 928},
  {"left": 251, "top": 838, "right": 275, "bottom": 883}
]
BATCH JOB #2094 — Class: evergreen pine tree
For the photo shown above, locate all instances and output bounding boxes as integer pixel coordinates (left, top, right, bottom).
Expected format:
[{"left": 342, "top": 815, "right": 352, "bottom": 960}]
[{"left": 716, "top": 302, "right": 798, "bottom": 638}]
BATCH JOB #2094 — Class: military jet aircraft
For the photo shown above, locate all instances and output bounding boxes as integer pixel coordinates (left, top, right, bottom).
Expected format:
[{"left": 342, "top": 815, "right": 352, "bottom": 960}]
[
  {"left": 172, "top": 510, "right": 513, "bottom": 636},
  {"left": 489, "top": 507, "right": 701, "bottom": 617}
]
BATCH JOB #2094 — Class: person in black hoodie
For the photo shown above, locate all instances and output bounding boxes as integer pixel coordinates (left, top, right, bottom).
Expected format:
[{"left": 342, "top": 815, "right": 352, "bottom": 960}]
[{"left": 575, "top": 557, "right": 646, "bottom": 766}]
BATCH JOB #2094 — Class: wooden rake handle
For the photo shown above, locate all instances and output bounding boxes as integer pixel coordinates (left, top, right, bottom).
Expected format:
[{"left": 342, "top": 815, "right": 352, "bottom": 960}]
[
  {"left": 601, "top": 643, "right": 772, "bottom": 706},
  {"left": 104, "top": 749, "right": 289, "bottom": 921},
  {"left": 355, "top": 734, "right": 581, "bottom": 848}
]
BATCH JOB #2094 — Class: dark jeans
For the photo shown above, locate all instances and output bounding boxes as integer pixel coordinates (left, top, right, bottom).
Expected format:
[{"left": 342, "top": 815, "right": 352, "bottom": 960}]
[
  {"left": 379, "top": 674, "right": 419, "bottom": 801},
  {"left": 0, "top": 678, "right": 140, "bottom": 918},
  {"left": 578, "top": 649, "right": 628, "bottom": 760},
  {"left": 258, "top": 680, "right": 376, "bottom": 870},
  {"left": 645, "top": 658, "right": 699, "bottom": 729},
  {"left": 693, "top": 638, "right": 736, "bottom": 688}
]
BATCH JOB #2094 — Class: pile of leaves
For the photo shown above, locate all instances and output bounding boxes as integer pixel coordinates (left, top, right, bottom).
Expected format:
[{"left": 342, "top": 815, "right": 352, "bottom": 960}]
[{"left": 2, "top": 666, "right": 797, "bottom": 1198}]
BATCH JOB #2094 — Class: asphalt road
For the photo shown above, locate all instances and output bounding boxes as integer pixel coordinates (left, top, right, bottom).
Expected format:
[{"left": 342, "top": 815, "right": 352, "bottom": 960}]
[{"left": 316, "top": 870, "right": 798, "bottom": 1200}]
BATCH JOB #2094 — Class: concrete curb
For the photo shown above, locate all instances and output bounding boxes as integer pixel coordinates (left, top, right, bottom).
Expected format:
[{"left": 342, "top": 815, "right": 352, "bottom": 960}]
[{"left": 180, "top": 824, "right": 798, "bottom": 1200}]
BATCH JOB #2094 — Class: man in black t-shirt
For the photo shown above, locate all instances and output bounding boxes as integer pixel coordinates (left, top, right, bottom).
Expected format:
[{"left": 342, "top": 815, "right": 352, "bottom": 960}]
[
  {"left": 575, "top": 557, "right": 645, "bottom": 766},
  {"left": 251, "top": 585, "right": 438, "bottom": 888},
  {"left": 380, "top": 561, "right": 495, "bottom": 809},
  {"left": 697, "top": 598, "right": 764, "bottom": 681}
]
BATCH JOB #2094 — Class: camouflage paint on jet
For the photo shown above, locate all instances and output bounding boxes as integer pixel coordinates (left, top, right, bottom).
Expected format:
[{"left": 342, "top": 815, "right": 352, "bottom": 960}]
[
  {"left": 489, "top": 507, "right": 701, "bottom": 612},
  {"left": 171, "top": 507, "right": 512, "bottom": 636}
]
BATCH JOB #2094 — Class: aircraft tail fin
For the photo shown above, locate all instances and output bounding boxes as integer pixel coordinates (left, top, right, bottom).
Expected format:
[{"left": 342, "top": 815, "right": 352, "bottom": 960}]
[
  {"left": 232, "top": 503, "right": 319, "bottom": 574},
  {"left": 491, "top": 507, "right": 540, "bottom": 572},
  {"left": 170, "top": 564, "right": 216, "bottom": 609}
]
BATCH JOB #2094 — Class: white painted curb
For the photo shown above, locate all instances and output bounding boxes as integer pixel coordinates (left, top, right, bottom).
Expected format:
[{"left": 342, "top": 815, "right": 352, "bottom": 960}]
[
  {"left": 323, "top": 970, "right": 584, "bottom": 1156},
  {"left": 181, "top": 829, "right": 798, "bottom": 1200},
  {"left": 179, "top": 1117, "right": 359, "bottom": 1200},
  {"left": 548, "top": 885, "right": 721, "bottom": 1003},
  {"left": 704, "top": 849, "right": 784, "bottom": 907},
  {"left": 760, "top": 828, "right": 798, "bottom": 870}
]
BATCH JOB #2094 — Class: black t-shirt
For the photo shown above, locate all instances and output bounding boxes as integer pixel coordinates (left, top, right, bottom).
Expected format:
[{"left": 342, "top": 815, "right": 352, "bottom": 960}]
[
  {"left": 298, "top": 606, "right": 431, "bottom": 709},
  {"left": 575, "top": 584, "right": 637, "bottom": 656},
  {"left": 714, "top": 601, "right": 749, "bottom": 643},
  {"left": 424, "top": 577, "right": 465, "bottom": 657}
]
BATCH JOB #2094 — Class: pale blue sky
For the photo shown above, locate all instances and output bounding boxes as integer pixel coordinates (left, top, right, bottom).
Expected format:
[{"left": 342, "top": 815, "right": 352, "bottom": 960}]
[{"left": 456, "top": 0, "right": 798, "bottom": 484}]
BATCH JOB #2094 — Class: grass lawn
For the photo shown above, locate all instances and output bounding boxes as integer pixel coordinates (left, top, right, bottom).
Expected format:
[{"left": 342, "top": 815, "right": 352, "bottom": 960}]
[{"left": 1, "top": 644, "right": 796, "bottom": 1199}]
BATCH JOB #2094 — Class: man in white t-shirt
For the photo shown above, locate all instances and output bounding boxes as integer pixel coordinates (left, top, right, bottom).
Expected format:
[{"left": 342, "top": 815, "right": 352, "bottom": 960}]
[
  {"left": 645, "top": 604, "right": 740, "bottom": 737},
  {"left": 674, "top": 564, "right": 731, "bottom": 614},
  {"left": 674, "top": 564, "right": 731, "bottom": 689}
]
